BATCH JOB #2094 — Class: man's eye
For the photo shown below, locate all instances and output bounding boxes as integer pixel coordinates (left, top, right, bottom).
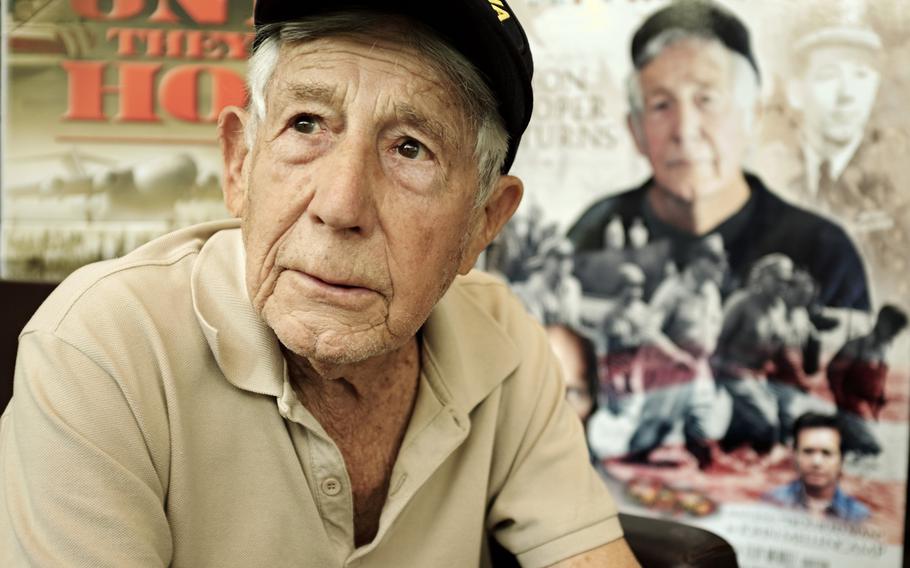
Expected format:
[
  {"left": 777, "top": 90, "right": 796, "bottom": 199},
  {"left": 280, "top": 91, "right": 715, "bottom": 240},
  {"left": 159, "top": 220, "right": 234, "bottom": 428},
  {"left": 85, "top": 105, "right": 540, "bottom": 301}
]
[
  {"left": 810, "top": 68, "right": 839, "bottom": 82},
  {"left": 697, "top": 92, "right": 717, "bottom": 107},
  {"left": 292, "top": 115, "right": 320, "bottom": 134},
  {"left": 397, "top": 139, "right": 429, "bottom": 160}
]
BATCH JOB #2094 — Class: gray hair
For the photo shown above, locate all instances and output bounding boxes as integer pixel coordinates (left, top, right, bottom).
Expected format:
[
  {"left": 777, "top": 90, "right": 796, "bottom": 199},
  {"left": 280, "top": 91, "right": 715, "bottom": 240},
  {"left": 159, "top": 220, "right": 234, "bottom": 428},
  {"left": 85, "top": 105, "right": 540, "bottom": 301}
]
[
  {"left": 246, "top": 12, "right": 509, "bottom": 206},
  {"left": 626, "top": 29, "right": 760, "bottom": 141}
]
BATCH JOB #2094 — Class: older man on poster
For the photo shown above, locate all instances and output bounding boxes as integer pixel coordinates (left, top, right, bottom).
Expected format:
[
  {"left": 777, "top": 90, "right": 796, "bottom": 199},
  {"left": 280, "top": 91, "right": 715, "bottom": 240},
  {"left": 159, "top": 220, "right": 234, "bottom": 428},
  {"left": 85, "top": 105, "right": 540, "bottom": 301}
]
[
  {"left": 785, "top": 23, "right": 883, "bottom": 204},
  {"left": 567, "top": 0, "right": 869, "bottom": 311},
  {"left": 769, "top": 18, "right": 910, "bottom": 308},
  {"left": 0, "top": 2, "right": 638, "bottom": 566}
]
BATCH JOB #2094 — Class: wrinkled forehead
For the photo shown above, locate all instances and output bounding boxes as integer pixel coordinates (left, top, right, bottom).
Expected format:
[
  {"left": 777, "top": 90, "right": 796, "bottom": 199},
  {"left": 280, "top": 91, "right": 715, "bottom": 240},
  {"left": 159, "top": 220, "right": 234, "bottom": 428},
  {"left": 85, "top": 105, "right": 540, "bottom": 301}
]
[{"left": 276, "top": 31, "right": 460, "bottom": 101}]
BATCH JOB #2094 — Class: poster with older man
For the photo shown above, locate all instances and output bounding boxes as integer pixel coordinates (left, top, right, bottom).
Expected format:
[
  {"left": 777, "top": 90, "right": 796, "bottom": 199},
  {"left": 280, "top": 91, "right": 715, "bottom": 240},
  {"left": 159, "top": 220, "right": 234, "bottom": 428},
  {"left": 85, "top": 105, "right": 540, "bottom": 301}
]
[
  {"left": 2, "top": 0, "right": 909, "bottom": 566},
  {"left": 493, "top": 1, "right": 910, "bottom": 567}
]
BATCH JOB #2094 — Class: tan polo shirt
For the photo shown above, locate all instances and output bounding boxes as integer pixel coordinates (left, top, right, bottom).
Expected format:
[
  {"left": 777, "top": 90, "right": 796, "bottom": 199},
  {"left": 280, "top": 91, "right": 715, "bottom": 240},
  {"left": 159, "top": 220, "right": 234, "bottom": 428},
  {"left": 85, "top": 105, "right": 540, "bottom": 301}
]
[{"left": 0, "top": 220, "right": 621, "bottom": 567}]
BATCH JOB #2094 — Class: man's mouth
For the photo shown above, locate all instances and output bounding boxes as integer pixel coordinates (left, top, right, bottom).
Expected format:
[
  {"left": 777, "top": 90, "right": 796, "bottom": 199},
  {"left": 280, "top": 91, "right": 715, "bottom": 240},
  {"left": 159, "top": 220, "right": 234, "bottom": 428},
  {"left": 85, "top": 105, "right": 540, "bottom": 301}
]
[
  {"left": 302, "top": 270, "right": 375, "bottom": 293},
  {"left": 309, "top": 273, "right": 363, "bottom": 289},
  {"left": 669, "top": 157, "right": 712, "bottom": 167}
]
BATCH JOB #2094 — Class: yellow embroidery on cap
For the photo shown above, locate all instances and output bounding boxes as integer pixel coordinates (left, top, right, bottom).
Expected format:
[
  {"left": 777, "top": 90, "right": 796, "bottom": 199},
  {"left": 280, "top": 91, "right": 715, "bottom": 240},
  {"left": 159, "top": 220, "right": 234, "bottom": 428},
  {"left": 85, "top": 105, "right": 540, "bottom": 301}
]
[{"left": 488, "top": 0, "right": 510, "bottom": 21}]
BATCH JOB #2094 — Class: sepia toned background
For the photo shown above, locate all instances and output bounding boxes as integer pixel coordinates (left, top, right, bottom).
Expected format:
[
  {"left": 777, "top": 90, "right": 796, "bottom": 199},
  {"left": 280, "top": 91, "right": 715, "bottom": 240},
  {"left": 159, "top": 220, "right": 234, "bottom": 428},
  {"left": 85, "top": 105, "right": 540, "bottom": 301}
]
[{"left": 2, "top": 1, "right": 909, "bottom": 566}]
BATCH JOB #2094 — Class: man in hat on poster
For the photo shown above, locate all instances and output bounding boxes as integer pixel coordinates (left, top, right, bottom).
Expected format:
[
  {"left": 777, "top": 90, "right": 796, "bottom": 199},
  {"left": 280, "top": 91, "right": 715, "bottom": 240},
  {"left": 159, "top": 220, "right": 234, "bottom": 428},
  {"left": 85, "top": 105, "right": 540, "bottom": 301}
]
[
  {"left": 786, "top": 23, "right": 883, "bottom": 203},
  {"left": 0, "top": 1, "right": 639, "bottom": 566},
  {"left": 762, "top": 16, "right": 910, "bottom": 309},
  {"left": 567, "top": 0, "right": 870, "bottom": 311}
]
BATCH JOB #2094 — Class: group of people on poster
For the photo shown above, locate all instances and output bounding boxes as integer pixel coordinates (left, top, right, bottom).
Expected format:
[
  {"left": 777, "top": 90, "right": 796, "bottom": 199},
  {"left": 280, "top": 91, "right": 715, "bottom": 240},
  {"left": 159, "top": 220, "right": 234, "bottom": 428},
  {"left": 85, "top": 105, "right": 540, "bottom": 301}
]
[{"left": 488, "top": 0, "right": 909, "bottom": 529}]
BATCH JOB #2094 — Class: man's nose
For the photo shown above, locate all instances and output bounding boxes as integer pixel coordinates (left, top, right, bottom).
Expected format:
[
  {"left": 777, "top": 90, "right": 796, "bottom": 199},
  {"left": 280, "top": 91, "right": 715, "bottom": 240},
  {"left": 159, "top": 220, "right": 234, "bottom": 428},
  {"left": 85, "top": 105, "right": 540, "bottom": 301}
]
[
  {"left": 835, "top": 72, "right": 855, "bottom": 104},
  {"left": 673, "top": 101, "right": 702, "bottom": 145},
  {"left": 306, "top": 132, "right": 377, "bottom": 234}
]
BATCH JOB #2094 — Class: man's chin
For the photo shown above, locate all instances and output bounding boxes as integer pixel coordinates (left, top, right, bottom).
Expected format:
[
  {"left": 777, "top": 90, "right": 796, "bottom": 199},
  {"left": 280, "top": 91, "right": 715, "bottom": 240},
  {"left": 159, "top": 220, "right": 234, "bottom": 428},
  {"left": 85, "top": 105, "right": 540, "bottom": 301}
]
[
  {"left": 803, "top": 478, "right": 835, "bottom": 493},
  {"left": 654, "top": 179, "right": 719, "bottom": 204},
  {"left": 822, "top": 126, "right": 862, "bottom": 147},
  {"left": 276, "top": 324, "right": 395, "bottom": 370}
]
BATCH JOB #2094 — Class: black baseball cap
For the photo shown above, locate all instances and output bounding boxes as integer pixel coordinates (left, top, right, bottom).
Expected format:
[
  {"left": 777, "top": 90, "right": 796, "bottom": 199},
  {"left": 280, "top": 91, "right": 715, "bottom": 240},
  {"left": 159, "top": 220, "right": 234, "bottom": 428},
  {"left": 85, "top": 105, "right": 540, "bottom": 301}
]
[
  {"left": 253, "top": 0, "right": 534, "bottom": 174},
  {"left": 631, "top": 0, "right": 760, "bottom": 82}
]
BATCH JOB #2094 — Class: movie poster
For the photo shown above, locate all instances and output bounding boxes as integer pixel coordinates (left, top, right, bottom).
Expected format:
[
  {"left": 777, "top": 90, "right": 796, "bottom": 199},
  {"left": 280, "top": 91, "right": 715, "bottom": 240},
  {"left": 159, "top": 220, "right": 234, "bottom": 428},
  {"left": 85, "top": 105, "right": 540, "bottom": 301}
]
[
  {"left": 1, "top": 0, "right": 250, "bottom": 281},
  {"left": 495, "top": 1, "right": 910, "bottom": 567},
  {"left": 2, "top": 1, "right": 909, "bottom": 567}
]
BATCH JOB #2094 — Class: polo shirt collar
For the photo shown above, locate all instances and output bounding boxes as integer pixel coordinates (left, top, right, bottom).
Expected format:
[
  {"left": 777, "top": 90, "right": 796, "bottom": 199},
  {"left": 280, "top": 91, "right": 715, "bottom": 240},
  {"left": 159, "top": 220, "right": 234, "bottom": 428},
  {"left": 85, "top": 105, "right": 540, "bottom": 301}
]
[
  {"left": 419, "top": 276, "right": 521, "bottom": 415},
  {"left": 191, "top": 223, "right": 285, "bottom": 398}
]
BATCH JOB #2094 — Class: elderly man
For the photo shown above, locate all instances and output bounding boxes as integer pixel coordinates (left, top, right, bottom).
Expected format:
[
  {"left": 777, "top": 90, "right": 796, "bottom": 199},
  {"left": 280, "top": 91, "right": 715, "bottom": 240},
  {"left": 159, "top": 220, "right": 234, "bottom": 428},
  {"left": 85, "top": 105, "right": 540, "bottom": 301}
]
[
  {"left": 763, "top": 412, "right": 869, "bottom": 522},
  {"left": 567, "top": 0, "right": 869, "bottom": 310},
  {"left": 0, "top": 2, "right": 638, "bottom": 567}
]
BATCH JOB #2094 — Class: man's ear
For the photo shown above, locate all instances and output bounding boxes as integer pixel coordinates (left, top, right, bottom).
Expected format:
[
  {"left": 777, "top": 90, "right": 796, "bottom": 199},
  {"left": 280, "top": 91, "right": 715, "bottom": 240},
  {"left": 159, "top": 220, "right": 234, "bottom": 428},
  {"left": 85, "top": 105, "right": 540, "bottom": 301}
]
[
  {"left": 627, "top": 113, "right": 647, "bottom": 156},
  {"left": 458, "top": 175, "right": 524, "bottom": 275},
  {"left": 218, "top": 105, "right": 250, "bottom": 218}
]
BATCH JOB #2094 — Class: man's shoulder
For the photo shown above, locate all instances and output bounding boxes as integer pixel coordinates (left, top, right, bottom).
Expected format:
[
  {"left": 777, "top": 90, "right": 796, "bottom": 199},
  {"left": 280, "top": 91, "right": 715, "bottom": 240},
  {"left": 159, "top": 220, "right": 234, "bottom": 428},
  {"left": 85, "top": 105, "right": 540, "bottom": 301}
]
[
  {"left": 446, "top": 270, "right": 535, "bottom": 331},
  {"left": 748, "top": 175, "right": 869, "bottom": 309},
  {"left": 751, "top": 176, "right": 856, "bottom": 244},
  {"left": 24, "top": 220, "right": 240, "bottom": 337},
  {"left": 432, "top": 270, "right": 552, "bottom": 397},
  {"left": 833, "top": 487, "right": 870, "bottom": 522}
]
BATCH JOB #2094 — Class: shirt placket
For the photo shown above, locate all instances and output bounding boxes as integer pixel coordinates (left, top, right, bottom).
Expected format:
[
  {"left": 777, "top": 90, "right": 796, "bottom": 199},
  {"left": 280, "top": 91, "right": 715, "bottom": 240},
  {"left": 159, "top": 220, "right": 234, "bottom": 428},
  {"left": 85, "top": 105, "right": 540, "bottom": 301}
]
[{"left": 277, "top": 380, "right": 356, "bottom": 562}]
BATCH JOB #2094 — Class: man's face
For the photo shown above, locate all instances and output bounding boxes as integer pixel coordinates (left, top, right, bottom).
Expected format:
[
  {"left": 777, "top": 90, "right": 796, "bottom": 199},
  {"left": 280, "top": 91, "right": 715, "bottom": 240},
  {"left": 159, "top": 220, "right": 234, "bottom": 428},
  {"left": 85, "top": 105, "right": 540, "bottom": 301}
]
[
  {"left": 796, "top": 45, "right": 880, "bottom": 149},
  {"left": 795, "top": 427, "right": 843, "bottom": 494},
  {"left": 631, "top": 40, "right": 752, "bottom": 202},
  {"left": 227, "top": 34, "right": 505, "bottom": 367}
]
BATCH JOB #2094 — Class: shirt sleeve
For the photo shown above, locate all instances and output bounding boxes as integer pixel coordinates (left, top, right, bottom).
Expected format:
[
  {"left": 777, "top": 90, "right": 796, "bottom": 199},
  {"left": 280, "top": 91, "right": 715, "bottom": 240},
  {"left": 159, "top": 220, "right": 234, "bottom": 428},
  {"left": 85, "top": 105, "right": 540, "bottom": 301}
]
[
  {"left": 0, "top": 331, "right": 172, "bottom": 568},
  {"left": 486, "top": 324, "right": 622, "bottom": 567}
]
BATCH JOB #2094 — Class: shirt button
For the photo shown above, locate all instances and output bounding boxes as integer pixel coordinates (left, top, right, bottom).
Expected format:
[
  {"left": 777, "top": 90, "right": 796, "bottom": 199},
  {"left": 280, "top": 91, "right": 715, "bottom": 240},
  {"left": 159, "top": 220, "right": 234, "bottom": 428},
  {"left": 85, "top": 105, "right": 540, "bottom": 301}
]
[{"left": 321, "top": 477, "right": 342, "bottom": 496}]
